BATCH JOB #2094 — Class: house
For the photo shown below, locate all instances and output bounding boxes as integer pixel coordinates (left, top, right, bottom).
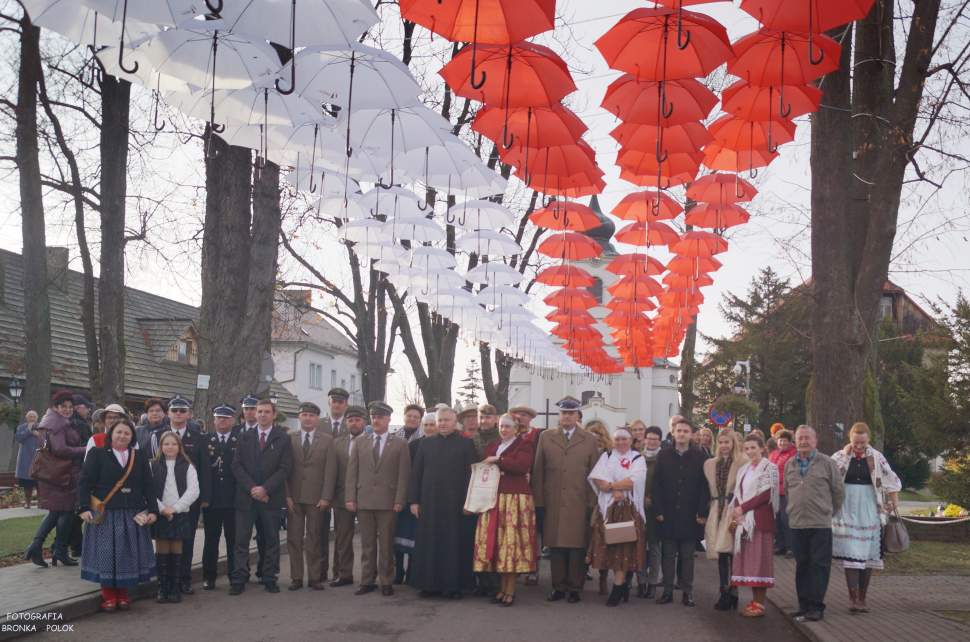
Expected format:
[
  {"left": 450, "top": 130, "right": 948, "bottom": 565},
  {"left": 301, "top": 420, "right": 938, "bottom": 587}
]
[
  {"left": 0, "top": 247, "right": 301, "bottom": 421},
  {"left": 271, "top": 290, "right": 364, "bottom": 409}
]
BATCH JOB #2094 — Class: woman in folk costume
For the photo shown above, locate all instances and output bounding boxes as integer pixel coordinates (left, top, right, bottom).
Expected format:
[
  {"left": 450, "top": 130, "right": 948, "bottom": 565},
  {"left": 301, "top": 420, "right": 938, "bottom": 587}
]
[
  {"left": 704, "top": 429, "right": 747, "bottom": 611},
  {"left": 830, "top": 422, "right": 901, "bottom": 614},
  {"left": 473, "top": 414, "right": 537, "bottom": 607},
  {"left": 587, "top": 427, "right": 647, "bottom": 607},
  {"left": 730, "top": 433, "right": 779, "bottom": 618},
  {"left": 583, "top": 419, "right": 613, "bottom": 596}
]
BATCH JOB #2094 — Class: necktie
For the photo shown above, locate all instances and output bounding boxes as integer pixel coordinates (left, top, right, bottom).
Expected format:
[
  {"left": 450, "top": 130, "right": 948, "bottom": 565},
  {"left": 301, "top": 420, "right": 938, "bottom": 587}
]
[
  {"left": 220, "top": 434, "right": 226, "bottom": 445},
  {"left": 565, "top": 430, "right": 571, "bottom": 443},
  {"left": 303, "top": 434, "right": 311, "bottom": 457},
  {"left": 259, "top": 431, "right": 267, "bottom": 450},
  {"left": 373, "top": 435, "right": 381, "bottom": 465}
]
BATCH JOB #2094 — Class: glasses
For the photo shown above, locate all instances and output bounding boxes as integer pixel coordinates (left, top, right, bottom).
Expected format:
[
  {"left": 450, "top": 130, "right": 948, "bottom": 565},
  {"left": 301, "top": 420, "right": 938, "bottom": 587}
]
[{"left": 170, "top": 408, "right": 188, "bottom": 414}]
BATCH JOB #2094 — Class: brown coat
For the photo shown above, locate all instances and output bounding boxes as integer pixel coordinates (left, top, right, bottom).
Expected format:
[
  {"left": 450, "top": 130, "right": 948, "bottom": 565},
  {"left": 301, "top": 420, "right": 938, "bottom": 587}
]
[
  {"left": 346, "top": 432, "right": 410, "bottom": 510},
  {"left": 703, "top": 454, "right": 748, "bottom": 558},
  {"left": 531, "top": 427, "right": 600, "bottom": 549},
  {"left": 332, "top": 432, "right": 362, "bottom": 506},
  {"left": 286, "top": 430, "right": 337, "bottom": 505}
]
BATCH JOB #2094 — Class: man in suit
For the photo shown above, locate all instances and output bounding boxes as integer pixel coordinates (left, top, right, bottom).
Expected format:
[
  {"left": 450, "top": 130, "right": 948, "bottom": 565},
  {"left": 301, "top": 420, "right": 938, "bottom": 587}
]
[
  {"left": 202, "top": 404, "right": 239, "bottom": 591},
  {"left": 346, "top": 401, "right": 410, "bottom": 597},
  {"left": 234, "top": 395, "right": 260, "bottom": 433},
  {"left": 329, "top": 405, "right": 367, "bottom": 587},
  {"left": 229, "top": 398, "right": 293, "bottom": 595},
  {"left": 323, "top": 387, "right": 349, "bottom": 437},
  {"left": 286, "top": 402, "right": 337, "bottom": 591},
  {"left": 164, "top": 394, "right": 211, "bottom": 596}
]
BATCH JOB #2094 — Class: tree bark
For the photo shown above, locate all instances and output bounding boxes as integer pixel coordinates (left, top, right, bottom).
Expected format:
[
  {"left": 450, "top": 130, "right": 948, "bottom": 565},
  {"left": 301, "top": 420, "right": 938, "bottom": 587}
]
[
  {"left": 480, "top": 343, "right": 512, "bottom": 412},
  {"left": 98, "top": 75, "right": 131, "bottom": 404},
  {"left": 16, "top": 17, "right": 50, "bottom": 414},
  {"left": 679, "top": 321, "right": 698, "bottom": 420}
]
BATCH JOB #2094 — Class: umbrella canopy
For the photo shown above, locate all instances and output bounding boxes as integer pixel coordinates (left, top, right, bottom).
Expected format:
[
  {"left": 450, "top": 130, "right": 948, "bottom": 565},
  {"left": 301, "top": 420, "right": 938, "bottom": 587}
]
[
  {"left": 28, "top": 0, "right": 158, "bottom": 49},
  {"left": 612, "top": 190, "right": 683, "bottom": 222},
  {"left": 466, "top": 262, "right": 524, "bottom": 286},
  {"left": 394, "top": 142, "right": 491, "bottom": 193},
  {"left": 537, "top": 232, "right": 603, "bottom": 260},
  {"left": 219, "top": 0, "right": 379, "bottom": 49},
  {"left": 671, "top": 230, "right": 730, "bottom": 256},
  {"left": 340, "top": 218, "right": 387, "bottom": 244},
  {"left": 536, "top": 265, "right": 596, "bottom": 288},
  {"left": 472, "top": 104, "right": 587, "bottom": 150},
  {"left": 684, "top": 203, "right": 751, "bottom": 229},
  {"left": 686, "top": 172, "right": 758, "bottom": 204},
  {"left": 167, "top": 83, "right": 323, "bottom": 128},
  {"left": 456, "top": 230, "right": 522, "bottom": 256},
  {"left": 79, "top": 0, "right": 197, "bottom": 26},
  {"left": 602, "top": 75, "right": 718, "bottom": 125},
  {"left": 667, "top": 255, "right": 722, "bottom": 275},
  {"left": 709, "top": 115, "right": 796, "bottom": 151},
  {"left": 616, "top": 149, "right": 703, "bottom": 182},
  {"left": 399, "top": 0, "right": 556, "bottom": 44},
  {"left": 702, "top": 142, "right": 779, "bottom": 173},
  {"left": 614, "top": 221, "right": 681, "bottom": 247},
  {"left": 663, "top": 272, "right": 715, "bottom": 289},
  {"left": 477, "top": 284, "right": 531, "bottom": 307},
  {"left": 384, "top": 217, "right": 446, "bottom": 243},
  {"left": 411, "top": 246, "right": 458, "bottom": 270},
  {"left": 543, "top": 287, "right": 598, "bottom": 310},
  {"left": 728, "top": 29, "right": 841, "bottom": 87},
  {"left": 608, "top": 276, "right": 664, "bottom": 299},
  {"left": 606, "top": 298, "right": 657, "bottom": 313},
  {"left": 605, "top": 254, "right": 666, "bottom": 277},
  {"left": 448, "top": 200, "right": 516, "bottom": 229},
  {"left": 740, "top": 0, "right": 877, "bottom": 33},
  {"left": 97, "top": 46, "right": 192, "bottom": 93},
  {"left": 529, "top": 201, "right": 602, "bottom": 232},
  {"left": 721, "top": 79, "right": 822, "bottom": 120},
  {"left": 610, "top": 121, "right": 712, "bottom": 155},
  {"left": 359, "top": 186, "right": 426, "bottom": 219}
]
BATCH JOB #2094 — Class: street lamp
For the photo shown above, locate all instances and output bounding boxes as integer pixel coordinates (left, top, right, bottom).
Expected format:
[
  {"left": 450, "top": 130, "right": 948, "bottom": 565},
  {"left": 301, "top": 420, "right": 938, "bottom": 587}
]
[
  {"left": 732, "top": 360, "right": 751, "bottom": 398},
  {"left": 8, "top": 377, "right": 23, "bottom": 408}
]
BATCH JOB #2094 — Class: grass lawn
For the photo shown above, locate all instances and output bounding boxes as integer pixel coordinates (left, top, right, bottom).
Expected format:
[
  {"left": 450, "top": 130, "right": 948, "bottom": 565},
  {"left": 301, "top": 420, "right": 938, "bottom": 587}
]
[
  {"left": 884, "top": 540, "right": 970, "bottom": 576},
  {"left": 899, "top": 489, "right": 940, "bottom": 502},
  {"left": 0, "top": 515, "right": 49, "bottom": 564}
]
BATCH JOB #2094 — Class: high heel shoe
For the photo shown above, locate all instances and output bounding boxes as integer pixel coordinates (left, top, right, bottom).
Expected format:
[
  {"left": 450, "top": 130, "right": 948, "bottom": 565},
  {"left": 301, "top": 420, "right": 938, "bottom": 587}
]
[
  {"left": 730, "top": 594, "right": 739, "bottom": 610},
  {"left": 23, "top": 539, "right": 48, "bottom": 568},
  {"left": 606, "top": 585, "right": 624, "bottom": 607}
]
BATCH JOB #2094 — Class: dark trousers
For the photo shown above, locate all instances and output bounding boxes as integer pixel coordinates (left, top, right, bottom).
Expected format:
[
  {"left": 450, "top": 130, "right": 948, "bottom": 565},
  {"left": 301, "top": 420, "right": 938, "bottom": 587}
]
[
  {"left": 232, "top": 504, "right": 281, "bottom": 586},
  {"left": 792, "top": 528, "right": 833, "bottom": 614},
  {"left": 661, "top": 538, "right": 696, "bottom": 593},
  {"left": 178, "top": 506, "right": 201, "bottom": 581},
  {"left": 318, "top": 508, "right": 331, "bottom": 580},
  {"left": 202, "top": 507, "right": 236, "bottom": 582},
  {"left": 717, "top": 553, "right": 736, "bottom": 594},
  {"left": 35, "top": 510, "right": 73, "bottom": 554},
  {"left": 775, "top": 494, "right": 790, "bottom": 551},
  {"left": 549, "top": 547, "right": 585, "bottom": 592},
  {"left": 69, "top": 514, "right": 83, "bottom": 554}
]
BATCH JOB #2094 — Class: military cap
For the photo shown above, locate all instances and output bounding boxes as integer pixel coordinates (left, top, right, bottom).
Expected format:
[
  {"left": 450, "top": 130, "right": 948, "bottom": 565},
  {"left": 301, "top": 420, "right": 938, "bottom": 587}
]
[
  {"left": 508, "top": 405, "right": 537, "bottom": 418},
  {"left": 213, "top": 404, "right": 236, "bottom": 418},
  {"left": 367, "top": 401, "right": 393, "bottom": 416},
  {"left": 556, "top": 396, "right": 582, "bottom": 412},
  {"left": 168, "top": 394, "right": 192, "bottom": 410},
  {"left": 344, "top": 405, "right": 368, "bottom": 419},
  {"left": 299, "top": 401, "right": 321, "bottom": 416},
  {"left": 240, "top": 394, "right": 259, "bottom": 408},
  {"left": 328, "top": 387, "right": 350, "bottom": 401}
]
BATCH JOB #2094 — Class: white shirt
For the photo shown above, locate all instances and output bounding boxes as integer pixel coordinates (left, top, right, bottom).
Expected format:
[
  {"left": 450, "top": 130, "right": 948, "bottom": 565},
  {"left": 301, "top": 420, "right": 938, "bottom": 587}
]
[
  {"left": 244, "top": 423, "right": 257, "bottom": 432},
  {"left": 171, "top": 426, "right": 188, "bottom": 440},
  {"left": 257, "top": 426, "right": 273, "bottom": 443},
  {"left": 562, "top": 427, "right": 575, "bottom": 441},
  {"left": 216, "top": 432, "right": 231, "bottom": 444},
  {"left": 301, "top": 430, "right": 315, "bottom": 447},
  {"left": 112, "top": 448, "right": 129, "bottom": 468},
  {"left": 156, "top": 459, "right": 200, "bottom": 514},
  {"left": 372, "top": 432, "right": 387, "bottom": 459}
]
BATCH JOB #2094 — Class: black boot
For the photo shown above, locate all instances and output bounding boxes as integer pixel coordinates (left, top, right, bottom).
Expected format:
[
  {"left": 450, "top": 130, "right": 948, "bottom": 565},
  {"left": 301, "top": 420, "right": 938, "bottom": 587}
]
[
  {"left": 714, "top": 589, "right": 732, "bottom": 610},
  {"left": 171, "top": 554, "right": 183, "bottom": 602},
  {"left": 606, "top": 584, "right": 624, "bottom": 607},
  {"left": 643, "top": 584, "right": 656, "bottom": 599},
  {"left": 51, "top": 546, "right": 78, "bottom": 567},
  {"left": 24, "top": 538, "right": 48, "bottom": 568},
  {"left": 393, "top": 553, "right": 406, "bottom": 585},
  {"left": 156, "top": 554, "right": 169, "bottom": 603},
  {"left": 636, "top": 583, "right": 647, "bottom": 598}
]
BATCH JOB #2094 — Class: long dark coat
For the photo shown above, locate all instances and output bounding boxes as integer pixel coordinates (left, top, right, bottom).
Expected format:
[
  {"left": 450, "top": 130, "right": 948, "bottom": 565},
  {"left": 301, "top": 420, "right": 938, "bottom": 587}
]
[
  {"left": 37, "top": 410, "right": 86, "bottom": 512},
  {"left": 651, "top": 445, "right": 710, "bottom": 541},
  {"left": 231, "top": 425, "right": 293, "bottom": 510}
]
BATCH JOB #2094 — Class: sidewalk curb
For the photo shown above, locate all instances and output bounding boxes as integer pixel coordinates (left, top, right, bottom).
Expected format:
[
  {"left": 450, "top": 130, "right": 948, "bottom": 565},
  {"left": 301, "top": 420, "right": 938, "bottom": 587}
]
[{"left": 766, "top": 595, "right": 824, "bottom": 642}]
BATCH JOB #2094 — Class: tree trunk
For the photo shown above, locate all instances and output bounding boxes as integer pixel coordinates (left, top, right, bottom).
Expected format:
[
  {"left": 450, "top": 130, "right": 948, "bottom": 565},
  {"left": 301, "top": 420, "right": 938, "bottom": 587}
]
[
  {"left": 98, "top": 75, "right": 131, "bottom": 404},
  {"left": 480, "top": 343, "right": 512, "bottom": 413},
  {"left": 679, "top": 321, "right": 698, "bottom": 420},
  {"left": 16, "top": 18, "right": 50, "bottom": 414}
]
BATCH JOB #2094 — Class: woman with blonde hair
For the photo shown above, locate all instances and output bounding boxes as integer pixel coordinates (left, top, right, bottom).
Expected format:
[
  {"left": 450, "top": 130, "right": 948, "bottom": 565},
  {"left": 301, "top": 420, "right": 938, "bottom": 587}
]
[
  {"left": 704, "top": 429, "right": 747, "bottom": 610},
  {"left": 830, "top": 422, "right": 901, "bottom": 613},
  {"left": 584, "top": 419, "right": 613, "bottom": 453}
]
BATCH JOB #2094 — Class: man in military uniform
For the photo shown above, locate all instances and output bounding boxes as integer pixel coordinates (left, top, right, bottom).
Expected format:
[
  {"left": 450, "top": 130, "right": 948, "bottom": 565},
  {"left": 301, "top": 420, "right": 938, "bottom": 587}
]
[
  {"left": 203, "top": 404, "right": 239, "bottom": 591},
  {"left": 235, "top": 394, "right": 260, "bottom": 433},
  {"left": 165, "top": 395, "right": 212, "bottom": 596},
  {"left": 329, "top": 405, "right": 367, "bottom": 587},
  {"left": 323, "top": 387, "right": 350, "bottom": 437},
  {"left": 292, "top": 402, "right": 337, "bottom": 582}
]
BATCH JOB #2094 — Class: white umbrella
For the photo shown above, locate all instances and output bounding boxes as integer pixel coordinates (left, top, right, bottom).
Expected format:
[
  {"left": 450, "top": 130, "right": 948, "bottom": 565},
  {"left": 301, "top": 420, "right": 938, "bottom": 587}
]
[
  {"left": 340, "top": 218, "right": 387, "bottom": 244},
  {"left": 384, "top": 217, "right": 445, "bottom": 243},
  {"left": 427, "top": 288, "right": 477, "bottom": 310},
  {"left": 290, "top": 167, "right": 356, "bottom": 198},
  {"left": 342, "top": 106, "right": 454, "bottom": 181},
  {"left": 394, "top": 141, "right": 483, "bottom": 191},
  {"left": 97, "top": 47, "right": 192, "bottom": 93},
  {"left": 359, "top": 186, "right": 428, "bottom": 220},
  {"left": 350, "top": 241, "right": 407, "bottom": 263},
  {"left": 410, "top": 246, "right": 456, "bottom": 270},
  {"left": 447, "top": 200, "right": 515, "bottom": 229},
  {"left": 167, "top": 82, "right": 323, "bottom": 128},
  {"left": 476, "top": 284, "right": 530, "bottom": 308},
  {"left": 26, "top": 0, "right": 158, "bottom": 50},
  {"left": 465, "top": 262, "right": 523, "bottom": 286},
  {"left": 455, "top": 230, "right": 521, "bottom": 257}
]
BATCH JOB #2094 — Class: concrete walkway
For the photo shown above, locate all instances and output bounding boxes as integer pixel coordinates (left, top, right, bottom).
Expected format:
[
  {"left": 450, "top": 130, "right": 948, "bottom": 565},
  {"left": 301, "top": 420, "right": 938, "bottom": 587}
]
[
  {"left": 0, "top": 507, "right": 45, "bottom": 521},
  {"left": 767, "top": 555, "right": 970, "bottom": 642}
]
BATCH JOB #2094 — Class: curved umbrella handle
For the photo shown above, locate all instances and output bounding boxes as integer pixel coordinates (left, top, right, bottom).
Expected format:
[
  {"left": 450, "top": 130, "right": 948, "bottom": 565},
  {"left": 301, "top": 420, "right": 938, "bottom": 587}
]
[
  {"left": 502, "top": 125, "right": 515, "bottom": 150},
  {"left": 274, "top": 0, "right": 297, "bottom": 95},
  {"left": 151, "top": 92, "right": 166, "bottom": 132},
  {"left": 308, "top": 125, "right": 319, "bottom": 193},
  {"left": 734, "top": 175, "right": 745, "bottom": 199},
  {"left": 470, "top": 42, "right": 487, "bottom": 90},
  {"left": 117, "top": 0, "right": 138, "bottom": 73},
  {"left": 676, "top": 4, "right": 691, "bottom": 51},
  {"left": 808, "top": 31, "right": 825, "bottom": 66},
  {"left": 205, "top": 0, "right": 223, "bottom": 17},
  {"left": 767, "top": 120, "right": 778, "bottom": 154},
  {"left": 445, "top": 210, "right": 457, "bottom": 225}
]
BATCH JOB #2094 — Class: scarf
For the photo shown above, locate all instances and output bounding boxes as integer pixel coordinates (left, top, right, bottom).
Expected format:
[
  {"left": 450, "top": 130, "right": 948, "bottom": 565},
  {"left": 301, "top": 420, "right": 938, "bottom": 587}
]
[
  {"left": 831, "top": 445, "right": 902, "bottom": 525},
  {"left": 733, "top": 458, "right": 779, "bottom": 552},
  {"left": 642, "top": 446, "right": 660, "bottom": 460},
  {"left": 587, "top": 449, "right": 647, "bottom": 521},
  {"left": 715, "top": 455, "right": 733, "bottom": 513}
]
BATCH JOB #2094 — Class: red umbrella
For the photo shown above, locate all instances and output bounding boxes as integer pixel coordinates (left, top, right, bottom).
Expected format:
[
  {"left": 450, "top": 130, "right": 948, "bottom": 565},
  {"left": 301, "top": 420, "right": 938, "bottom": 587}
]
[
  {"left": 616, "top": 148, "right": 703, "bottom": 182},
  {"left": 608, "top": 276, "right": 665, "bottom": 298},
  {"left": 602, "top": 75, "right": 718, "bottom": 125},
  {"left": 604, "top": 309, "right": 651, "bottom": 329},
  {"left": 686, "top": 172, "right": 758, "bottom": 204},
  {"left": 536, "top": 264, "right": 597, "bottom": 287},
  {"left": 528, "top": 172, "right": 607, "bottom": 198},
  {"left": 400, "top": 0, "right": 556, "bottom": 43},
  {"left": 537, "top": 231, "right": 603, "bottom": 260},
  {"left": 660, "top": 290, "right": 704, "bottom": 307},
  {"left": 502, "top": 141, "right": 596, "bottom": 178},
  {"left": 709, "top": 114, "right": 796, "bottom": 153},
  {"left": 440, "top": 42, "right": 576, "bottom": 108},
  {"left": 667, "top": 255, "right": 722, "bottom": 275},
  {"left": 543, "top": 287, "right": 598, "bottom": 309},
  {"left": 672, "top": 230, "right": 729, "bottom": 256},
  {"left": 721, "top": 79, "right": 821, "bottom": 120},
  {"left": 619, "top": 167, "right": 694, "bottom": 189},
  {"left": 546, "top": 309, "right": 596, "bottom": 325},
  {"left": 740, "top": 0, "right": 875, "bottom": 64},
  {"left": 605, "top": 253, "right": 667, "bottom": 277},
  {"left": 614, "top": 221, "right": 681, "bottom": 247},
  {"left": 595, "top": 8, "right": 733, "bottom": 80},
  {"left": 472, "top": 104, "right": 587, "bottom": 150},
  {"left": 610, "top": 121, "right": 712, "bottom": 155},
  {"left": 663, "top": 272, "right": 715, "bottom": 289},
  {"left": 703, "top": 142, "right": 779, "bottom": 175},
  {"left": 684, "top": 203, "right": 751, "bottom": 229},
  {"left": 612, "top": 190, "right": 683, "bottom": 222},
  {"left": 607, "top": 297, "right": 658, "bottom": 313},
  {"left": 530, "top": 201, "right": 602, "bottom": 232},
  {"left": 551, "top": 324, "right": 602, "bottom": 340}
]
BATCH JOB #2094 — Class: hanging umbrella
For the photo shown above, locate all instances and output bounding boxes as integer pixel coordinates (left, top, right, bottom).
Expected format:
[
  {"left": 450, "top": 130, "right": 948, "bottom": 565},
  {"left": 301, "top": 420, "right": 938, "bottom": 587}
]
[
  {"left": 616, "top": 149, "right": 703, "bottom": 183},
  {"left": 478, "top": 284, "right": 531, "bottom": 308},
  {"left": 536, "top": 265, "right": 596, "bottom": 288},
  {"left": 543, "top": 288, "right": 598, "bottom": 310},
  {"left": 594, "top": 7, "right": 733, "bottom": 80},
  {"left": 28, "top": 0, "right": 158, "bottom": 51},
  {"left": 411, "top": 246, "right": 458, "bottom": 270},
  {"left": 667, "top": 255, "right": 722, "bottom": 275},
  {"left": 608, "top": 276, "right": 664, "bottom": 299},
  {"left": 728, "top": 29, "right": 840, "bottom": 95},
  {"left": 614, "top": 221, "right": 681, "bottom": 247},
  {"left": 610, "top": 121, "right": 712, "bottom": 155},
  {"left": 472, "top": 104, "right": 587, "bottom": 151},
  {"left": 167, "top": 83, "right": 323, "bottom": 128},
  {"left": 340, "top": 218, "right": 387, "bottom": 244},
  {"left": 612, "top": 190, "right": 683, "bottom": 222},
  {"left": 619, "top": 168, "right": 693, "bottom": 189},
  {"left": 394, "top": 142, "right": 488, "bottom": 194},
  {"left": 342, "top": 106, "right": 454, "bottom": 179},
  {"left": 359, "top": 186, "right": 426, "bottom": 220},
  {"left": 684, "top": 203, "right": 751, "bottom": 229},
  {"left": 709, "top": 115, "right": 797, "bottom": 153},
  {"left": 686, "top": 172, "right": 758, "bottom": 204},
  {"left": 466, "top": 263, "right": 524, "bottom": 286},
  {"left": 349, "top": 241, "right": 408, "bottom": 263},
  {"left": 551, "top": 325, "right": 603, "bottom": 341},
  {"left": 456, "top": 230, "right": 522, "bottom": 257},
  {"left": 602, "top": 75, "right": 718, "bottom": 124},
  {"left": 606, "top": 297, "right": 657, "bottom": 313},
  {"left": 659, "top": 290, "right": 704, "bottom": 307},
  {"left": 671, "top": 230, "right": 729, "bottom": 256},
  {"left": 529, "top": 172, "right": 607, "bottom": 198},
  {"left": 530, "top": 202, "right": 601, "bottom": 232},
  {"left": 605, "top": 254, "right": 666, "bottom": 277},
  {"left": 537, "top": 232, "right": 603, "bottom": 260},
  {"left": 663, "top": 272, "right": 715, "bottom": 289},
  {"left": 97, "top": 47, "right": 191, "bottom": 92},
  {"left": 721, "top": 79, "right": 821, "bottom": 121},
  {"left": 384, "top": 217, "right": 446, "bottom": 243},
  {"left": 447, "top": 200, "right": 515, "bottom": 229},
  {"left": 547, "top": 309, "right": 597, "bottom": 325},
  {"left": 702, "top": 142, "right": 778, "bottom": 176}
]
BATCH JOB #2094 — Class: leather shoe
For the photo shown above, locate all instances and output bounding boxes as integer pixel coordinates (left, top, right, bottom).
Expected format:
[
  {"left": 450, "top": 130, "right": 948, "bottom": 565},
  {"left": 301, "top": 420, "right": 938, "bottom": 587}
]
[
  {"left": 288, "top": 581, "right": 303, "bottom": 591},
  {"left": 682, "top": 592, "right": 696, "bottom": 607},
  {"left": 308, "top": 582, "right": 325, "bottom": 591},
  {"left": 228, "top": 584, "right": 245, "bottom": 596},
  {"left": 355, "top": 584, "right": 377, "bottom": 595},
  {"left": 644, "top": 584, "right": 656, "bottom": 599},
  {"left": 180, "top": 580, "right": 195, "bottom": 595},
  {"left": 264, "top": 582, "right": 280, "bottom": 593},
  {"left": 203, "top": 580, "right": 215, "bottom": 591},
  {"left": 657, "top": 592, "right": 674, "bottom": 605},
  {"left": 546, "top": 590, "right": 566, "bottom": 602},
  {"left": 796, "top": 611, "right": 824, "bottom": 622},
  {"left": 330, "top": 577, "right": 354, "bottom": 587},
  {"left": 567, "top": 592, "right": 581, "bottom": 603},
  {"left": 381, "top": 586, "right": 394, "bottom": 597}
]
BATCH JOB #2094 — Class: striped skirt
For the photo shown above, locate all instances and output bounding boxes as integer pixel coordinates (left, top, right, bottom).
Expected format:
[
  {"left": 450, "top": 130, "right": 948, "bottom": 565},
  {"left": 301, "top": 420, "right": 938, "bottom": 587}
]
[
  {"left": 833, "top": 483, "right": 884, "bottom": 570},
  {"left": 473, "top": 493, "right": 537, "bottom": 573},
  {"left": 80, "top": 509, "right": 156, "bottom": 588}
]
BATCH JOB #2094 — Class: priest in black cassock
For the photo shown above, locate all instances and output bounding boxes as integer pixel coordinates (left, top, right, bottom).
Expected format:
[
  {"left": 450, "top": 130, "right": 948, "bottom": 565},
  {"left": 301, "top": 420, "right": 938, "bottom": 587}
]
[{"left": 407, "top": 406, "right": 478, "bottom": 598}]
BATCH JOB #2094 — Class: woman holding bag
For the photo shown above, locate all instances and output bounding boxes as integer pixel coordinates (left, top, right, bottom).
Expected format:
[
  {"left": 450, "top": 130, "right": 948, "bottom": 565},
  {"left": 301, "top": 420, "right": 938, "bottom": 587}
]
[
  {"left": 703, "top": 430, "right": 747, "bottom": 611},
  {"left": 587, "top": 427, "right": 647, "bottom": 607},
  {"left": 78, "top": 418, "right": 158, "bottom": 612},
  {"left": 830, "top": 422, "right": 901, "bottom": 613}
]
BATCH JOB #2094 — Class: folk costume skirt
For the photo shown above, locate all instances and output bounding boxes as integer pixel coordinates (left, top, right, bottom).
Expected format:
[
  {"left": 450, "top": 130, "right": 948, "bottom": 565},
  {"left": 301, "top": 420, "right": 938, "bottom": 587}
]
[
  {"left": 587, "top": 501, "right": 646, "bottom": 573},
  {"left": 80, "top": 509, "right": 156, "bottom": 588},
  {"left": 473, "top": 493, "right": 537, "bottom": 574},
  {"left": 731, "top": 529, "right": 775, "bottom": 588},
  {"left": 833, "top": 483, "right": 884, "bottom": 570}
]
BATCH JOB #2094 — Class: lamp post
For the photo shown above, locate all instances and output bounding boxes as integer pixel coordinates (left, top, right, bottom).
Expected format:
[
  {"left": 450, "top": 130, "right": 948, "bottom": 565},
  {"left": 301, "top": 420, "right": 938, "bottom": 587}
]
[
  {"left": 732, "top": 360, "right": 751, "bottom": 431},
  {"left": 8, "top": 377, "right": 24, "bottom": 409}
]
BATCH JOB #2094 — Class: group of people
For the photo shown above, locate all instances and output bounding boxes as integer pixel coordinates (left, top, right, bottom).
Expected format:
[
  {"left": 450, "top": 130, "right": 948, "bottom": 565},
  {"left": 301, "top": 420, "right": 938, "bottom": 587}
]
[{"left": 16, "top": 387, "right": 901, "bottom": 622}]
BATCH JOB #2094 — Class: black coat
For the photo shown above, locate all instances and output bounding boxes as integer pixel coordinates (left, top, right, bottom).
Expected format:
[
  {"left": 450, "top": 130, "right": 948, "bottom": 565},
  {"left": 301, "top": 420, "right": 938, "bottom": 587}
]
[
  {"left": 147, "top": 425, "right": 212, "bottom": 507},
  {"left": 204, "top": 429, "right": 240, "bottom": 509},
  {"left": 78, "top": 447, "right": 157, "bottom": 514},
  {"left": 651, "top": 445, "right": 710, "bottom": 541},
  {"left": 231, "top": 425, "right": 293, "bottom": 510},
  {"left": 150, "top": 457, "right": 191, "bottom": 503}
]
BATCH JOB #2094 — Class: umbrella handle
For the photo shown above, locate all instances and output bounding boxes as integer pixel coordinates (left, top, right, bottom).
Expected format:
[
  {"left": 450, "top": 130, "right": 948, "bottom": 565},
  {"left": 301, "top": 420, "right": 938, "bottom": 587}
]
[
  {"left": 808, "top": 30, "right": 825, "bottom": 66},
  {"left": 676, "top": 4, "right": 691, "bottom": 50},
  {"left": 274, "top": 0, "right": 297, "bottom": 95},
  {"left": 117, "top": 0, "right": 138, "bottom": 73},
  {"left": 308, "top": 125, "right": 320, "bottom": 193},
  {"left": 205, "top": 0, "right": 223, "bottom": 17},
  {"left": 470, "top": 43, "right": 488, "bottom": 90},
  {"left": 767, "top": 120, "right": 779, "bottom": 154},
  {"left": 502, "top": 126, "right": 515, "bottom": 150},
  {"left": 734, "top": 176, "right": 745, "bottom": 199},
  {"left": 445, "top": 210, "right": 456, "bottom": 225},
  {"left": 151, "top": 91, "right": 166, "bottom": 132}
]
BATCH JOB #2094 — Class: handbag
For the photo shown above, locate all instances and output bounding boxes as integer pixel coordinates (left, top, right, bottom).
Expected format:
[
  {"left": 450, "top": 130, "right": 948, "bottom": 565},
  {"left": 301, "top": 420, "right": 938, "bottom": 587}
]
[
  {"left": 28, "top": 431, "right": 74, "bottom": 487},
  {"left": 604, "top": 500, "right": 638, "bottom": 545},
  {"left": 883, "top": 507, "right": 910, "bottom": 553},
  {"left": 89, "top": 450, "right": 136, "bottom": 525}
]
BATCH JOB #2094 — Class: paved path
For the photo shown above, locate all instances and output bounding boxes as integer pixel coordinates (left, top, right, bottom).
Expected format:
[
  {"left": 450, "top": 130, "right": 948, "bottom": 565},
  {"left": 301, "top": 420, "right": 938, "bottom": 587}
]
[
  {"left": 767, "top": 556, "right": 970, "bottom": 642},
  {"left": 0, "top": 507, "right": 45, "bottom": 521}
]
